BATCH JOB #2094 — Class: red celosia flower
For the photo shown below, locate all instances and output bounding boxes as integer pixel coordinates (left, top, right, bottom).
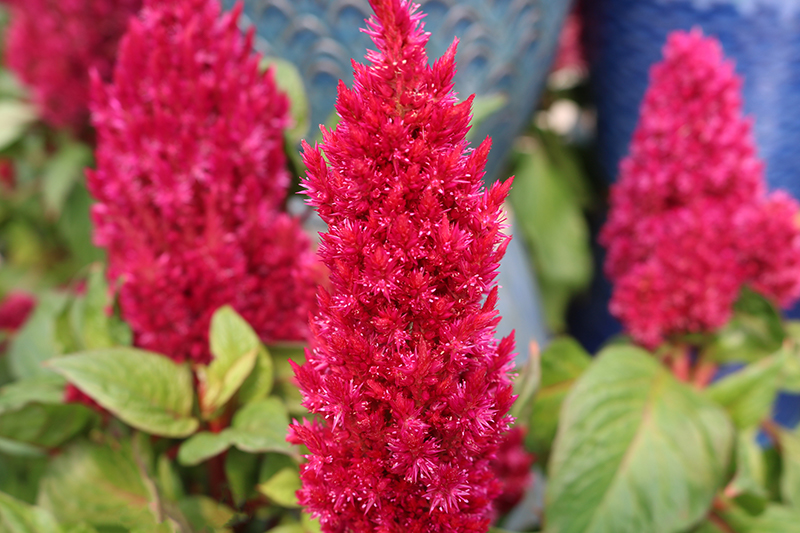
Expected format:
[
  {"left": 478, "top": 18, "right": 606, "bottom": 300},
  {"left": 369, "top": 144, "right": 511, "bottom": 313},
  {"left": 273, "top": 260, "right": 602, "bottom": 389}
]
[
  {"left": 289, "top": 0, "right": 517, "bottom": 530},
  {"left": 3, "top": 0, "right": 141, "bottom": 131},
  {"left": 0, "top": 291, "right": 35, "bottom": 332},
  {"left": 491, "top": 426, "right": 535, "bottom": 516},
  {"left": 87, "top": 0, "right": 318, "bottom": 365},
  {"left": 601, "top": 29, "right": 800, "bottom": 348}
]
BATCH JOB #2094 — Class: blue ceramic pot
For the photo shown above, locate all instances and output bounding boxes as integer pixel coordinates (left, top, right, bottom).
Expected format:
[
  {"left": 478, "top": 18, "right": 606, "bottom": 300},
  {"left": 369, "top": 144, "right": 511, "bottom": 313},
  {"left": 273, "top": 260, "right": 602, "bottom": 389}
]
[{"left": 220, "top": 0, "right": 574, "bottom": 354}]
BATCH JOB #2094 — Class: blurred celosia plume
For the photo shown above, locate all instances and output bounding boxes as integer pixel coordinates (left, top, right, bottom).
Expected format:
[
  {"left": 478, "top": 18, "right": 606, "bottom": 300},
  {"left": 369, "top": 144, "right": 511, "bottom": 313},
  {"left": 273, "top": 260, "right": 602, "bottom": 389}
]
[
  {"left": 289, "top": 0, "right": 517, "bottom": 530},
  {"left": 601, "top": 29, "right": 800, "bottom": 348},
  {"left": 2, "top": 0, "right": 142, "bottom": 131},
  {"left": 87, "top": 0, "right": 318, "bottom": 365}
]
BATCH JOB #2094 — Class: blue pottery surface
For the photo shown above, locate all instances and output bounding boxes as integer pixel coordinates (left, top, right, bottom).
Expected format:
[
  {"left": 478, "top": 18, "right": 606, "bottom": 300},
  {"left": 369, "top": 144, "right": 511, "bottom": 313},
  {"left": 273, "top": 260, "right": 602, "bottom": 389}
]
[{"left": 221, "top": 0, "right": 571, "bottom": 354}]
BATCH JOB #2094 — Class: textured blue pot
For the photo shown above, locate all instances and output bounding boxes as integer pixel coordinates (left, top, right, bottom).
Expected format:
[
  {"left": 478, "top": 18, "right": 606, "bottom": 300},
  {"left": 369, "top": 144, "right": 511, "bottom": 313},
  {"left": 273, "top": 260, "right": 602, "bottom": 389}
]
[
  {"left": 223, "top": 0, "right": 573, "bottom": 185},
  {"left": 220, "top": 0, "right": 574, "bottom": 354}
]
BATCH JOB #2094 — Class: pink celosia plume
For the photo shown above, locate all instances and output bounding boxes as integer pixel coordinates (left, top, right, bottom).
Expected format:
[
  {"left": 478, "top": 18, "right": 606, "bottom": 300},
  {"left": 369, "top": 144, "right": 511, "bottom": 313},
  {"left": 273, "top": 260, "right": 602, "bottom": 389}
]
[
  {"left": 601, "top": 29, "right": 800, "bottom": 348},
  {"left": 491, "top": 426, "right": 535, "bottom": 516},
  {"left": 0, "top": 291, "right": 35, "bottom": 332},
  {"left": 289, "top": 0, "right": 516, "bottom": 530},
  {"left": 2, "top": 0, "right": 141, "bottom": 131},
  {"left": 87, "top": 0, "right": 317, "bottom": 364}
]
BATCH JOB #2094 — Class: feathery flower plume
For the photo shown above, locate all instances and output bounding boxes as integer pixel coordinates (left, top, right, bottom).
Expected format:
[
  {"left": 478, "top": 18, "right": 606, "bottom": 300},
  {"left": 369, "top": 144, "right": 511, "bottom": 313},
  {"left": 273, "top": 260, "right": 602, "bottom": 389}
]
[
  {"left": 290, "top": 1, "right": 516, "bottom": 530},
  {"left": 601, "top": 29, "right": 800, "bottom": 348},
  {"left": 491, "top": 426, "right": 535, "bottom": 516},
  {"left": 3, "top": 0, "right": 141, "bottom": 131},
  {"left": 87, "top": 0, "right": 317, "bottom": 364}
]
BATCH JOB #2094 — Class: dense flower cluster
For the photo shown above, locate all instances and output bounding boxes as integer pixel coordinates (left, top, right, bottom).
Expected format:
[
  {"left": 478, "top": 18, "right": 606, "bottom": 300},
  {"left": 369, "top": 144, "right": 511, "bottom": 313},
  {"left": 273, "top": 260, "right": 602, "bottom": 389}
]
[
  {"left": 3, "top": 0, "right": 141, "bottom": 131},
  {"left": 289, "top": 1, "right": 517, "bottom": 530},
  {"left": 491, "top": 427, "right": 535, "bottom": 516},
  {"left": 87, "top": 0, "right": 317, "bottom": 365},
  {"left": 601, "top": 29, "right": 800, "bottom": 348}
]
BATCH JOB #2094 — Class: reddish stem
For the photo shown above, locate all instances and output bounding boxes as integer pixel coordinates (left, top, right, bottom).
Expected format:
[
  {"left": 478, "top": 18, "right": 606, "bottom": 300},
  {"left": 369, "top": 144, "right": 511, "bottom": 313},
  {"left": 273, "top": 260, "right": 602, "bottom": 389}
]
[
  {"left": 671, "top": 347, "right": 691, "bottom": 382},
  {"left": 692, "top": 360, "right": 718, "bottom": 389}
]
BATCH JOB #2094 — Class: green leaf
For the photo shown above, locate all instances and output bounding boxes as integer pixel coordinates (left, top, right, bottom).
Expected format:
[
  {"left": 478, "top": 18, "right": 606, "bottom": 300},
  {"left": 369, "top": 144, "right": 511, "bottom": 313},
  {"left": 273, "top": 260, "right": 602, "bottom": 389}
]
[
  {"left": 270, "top": 344, "right": 307, "bottom": 415},
  {"left": 509, "top": 141, "right": 592, "bottom": 331},
  {"left": 47, "top": 348, "right": 198, "bottom": 438},
  {"left": 41, "top": 141, "right": 92, "bottom": 217},
  {"left": 0, "top": 374, "right": 66, "bottom": 413},
  {"left": 526, "top": 337, "right": 591, "bottom": 457},
  {"left": 729, "top": 430, "right": 768, "bottom": 501},
  {"left": 707, "top": 288, "right": 785, "bottom": 364},
  {"left": 68, "top": 265, "right": 122, "bottom": 351},
  {"left": 225, "top": 448, "right": 259, "bottom": 506},
  {"left": 545, "top": 345, "right": 734, "bottom": 533},
  {"left": 9, "top": 293, "right": 69, "bottom": 380},
  {"left": 0, "top": 491, "right": 64, "bottom": 533},
  {"left": 0, "top": 403, "right": 94, "bottom": 453},
  {"left": 260, "top": 57, "right": 309, "bottom": 146},
  {"left": 228, "top": 397, "right": 292, "bottom": 455},
  {"left": 0, "top": 101, "right": 36, "bottom": 151},
  {"left": 177, "top": 432, "right": 232, "bottom": 467},
  {"left": 38, "top": 440, "right": 160, "bottom": 529},
  {"left": 177, "top": 496, "right": 235, "bottom": 533},
  {"left": 779, "top": 429, "right": 800, "bottom": 510},
  {"left": 718, "top": 503, "right": 800, "bottom": 533},
  {"left": 156, "top": 455, "right": 184, "bottom": 503},
  {"left": 257, "top": 466, "right": 300, "bottom": 508},
  {"left": 57, "top": 184, "right": 103, "bottom": 267},
  {"left": 198, "top": 306, "right": 261, "bottom": 417},
  {"left": 238, "top": 348, "right": 275, "bottom": 405},
  {"left": 705, "top": 353, "right": 783, "bottom": 430}
]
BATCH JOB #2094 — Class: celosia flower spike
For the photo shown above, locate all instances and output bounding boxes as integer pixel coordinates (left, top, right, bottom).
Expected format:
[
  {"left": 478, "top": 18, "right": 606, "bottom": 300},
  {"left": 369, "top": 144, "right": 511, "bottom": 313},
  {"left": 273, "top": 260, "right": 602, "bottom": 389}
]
[
  {"left": 291, "top": 0, "right": 516, "bottom": 530},
  {"left": 3, "top": 0, "right": 142, "bottom": 131},
  {"left": 88, "top": 0, "right": 318, "bottom": 364},
  {"left": 601, "top": 29, "right": 800, "bottom": 348}
]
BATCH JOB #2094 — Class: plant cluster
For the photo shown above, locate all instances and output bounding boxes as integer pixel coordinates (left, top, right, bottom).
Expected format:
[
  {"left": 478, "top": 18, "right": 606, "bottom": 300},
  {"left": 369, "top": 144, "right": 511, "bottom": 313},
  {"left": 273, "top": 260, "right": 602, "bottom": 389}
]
[{"left": 0, "top": 1, "right": 799, "bottom": 533}]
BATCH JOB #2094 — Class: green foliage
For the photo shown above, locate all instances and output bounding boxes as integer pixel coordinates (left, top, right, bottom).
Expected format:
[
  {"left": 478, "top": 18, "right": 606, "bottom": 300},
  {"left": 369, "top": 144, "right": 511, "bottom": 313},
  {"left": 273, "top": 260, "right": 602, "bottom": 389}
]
[
  {"left": 48, "top": 348, "right": 199, "bottom": 438},
  {"left": 546, "top": 345, "right": 734, "bottom": 533},
  {"left": 525, "top": 337, "right": 590, "bottom": 458},
  {"left": 198, "top": 306, "right": 261, "bottom": 418},
  {"left": 508, "top": 132, "right": 592, "bottom": 332}
]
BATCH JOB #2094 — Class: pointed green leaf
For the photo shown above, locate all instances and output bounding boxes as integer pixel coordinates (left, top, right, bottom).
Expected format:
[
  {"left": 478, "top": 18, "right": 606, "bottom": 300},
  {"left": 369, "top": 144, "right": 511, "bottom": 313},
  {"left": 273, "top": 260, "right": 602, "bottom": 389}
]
[
  {"left": 41, "top": 141, "right": 92, "bottom": 217},
  {"left": 38, "top": 440, "right": 159, "bottom": 529},
  {"left": 0, "top": 101, "right": 36, "bottom": 151},
  {"left": 705, "top": 353, "right": 783, "bottom": 430},
  {"left": 257, "top": 467, "right": 300, "bottom": 508},
  {"left": 199, "top": 306, "right": 260, "bottom": 417},
  {"left": 177, "top": 431, "right": 232, "bottom": 467},
  {"left": 546, "top": 345, "right": 734, "bottom": 533},
  {"left": 0, "top": 375, "right": 66, "bottom": 413},
  {"left": 729, "top": 430, "right": 768, "bottom": 501},
  {"left": 719, "top": 503, "right": 800, "bottom": 533},
  {"left": 0, "top": 491, "right": 64, "bottom": 533},
  {"left": 526, "top": 337, "right": 591, "bottom": 456},
  {"left": 238, "top": 348, "right": 275, "bottom": 405},
  {"left": 779, "top": 429, "right": 800, "bottom": 509},
  {"left": 228, "top": 398, "right": 292, "bottom": 454},
  {"left": 225, "top": 448, "right": 259, "bottom": 506},
  {"left": 0, "top": 403, "right": 94, "bottom": 453},
  {"left": 47, "top": 348, "right": 198, "bottom": 437},
  {"left": 177, "top": 496, "right": 235, "bottom": 533}
]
